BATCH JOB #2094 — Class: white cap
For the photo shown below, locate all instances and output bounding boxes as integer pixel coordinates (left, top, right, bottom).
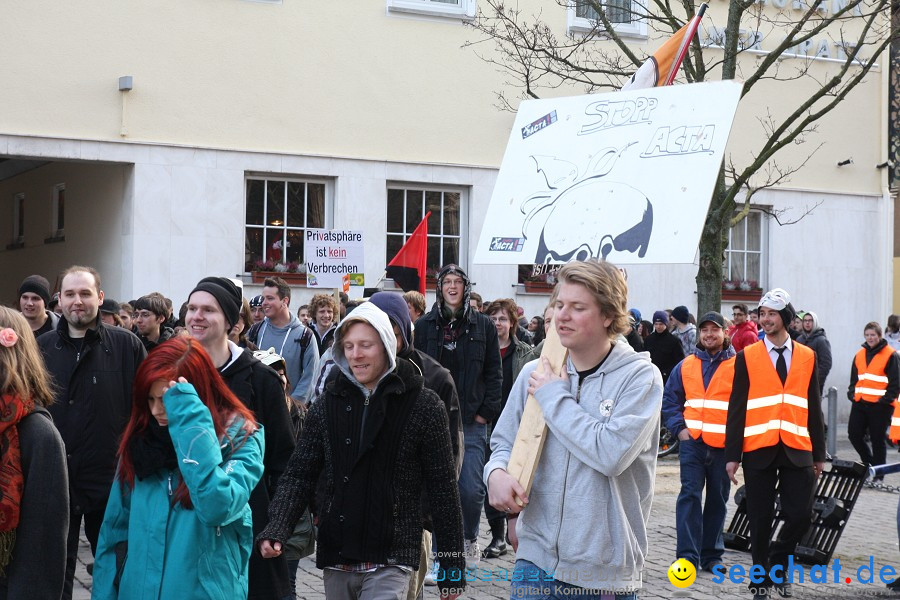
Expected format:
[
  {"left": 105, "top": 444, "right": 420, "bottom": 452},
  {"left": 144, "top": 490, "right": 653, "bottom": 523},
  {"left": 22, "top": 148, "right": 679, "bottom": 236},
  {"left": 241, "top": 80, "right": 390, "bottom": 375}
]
[{"left": 759, "top": 288, "right": 791, "bottom": 311}]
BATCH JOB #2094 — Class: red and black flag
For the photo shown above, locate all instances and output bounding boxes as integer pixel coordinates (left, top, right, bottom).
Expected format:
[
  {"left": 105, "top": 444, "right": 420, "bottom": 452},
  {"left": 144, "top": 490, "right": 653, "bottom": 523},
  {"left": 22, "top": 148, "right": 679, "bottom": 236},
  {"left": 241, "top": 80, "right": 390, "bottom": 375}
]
[{"left": 386, "top": 212, "right": 430, "bottom": 294}]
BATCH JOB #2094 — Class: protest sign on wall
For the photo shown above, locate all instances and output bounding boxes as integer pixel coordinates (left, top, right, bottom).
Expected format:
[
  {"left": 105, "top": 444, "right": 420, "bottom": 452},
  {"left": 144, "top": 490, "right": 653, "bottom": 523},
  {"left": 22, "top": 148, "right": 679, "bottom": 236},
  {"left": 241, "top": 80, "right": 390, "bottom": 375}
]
[
  {"left": 304, "top": 229, "right": 365, "bottom": 288},
  {"left": 473, "top": 80, "right": 743, "bottom": 265}
]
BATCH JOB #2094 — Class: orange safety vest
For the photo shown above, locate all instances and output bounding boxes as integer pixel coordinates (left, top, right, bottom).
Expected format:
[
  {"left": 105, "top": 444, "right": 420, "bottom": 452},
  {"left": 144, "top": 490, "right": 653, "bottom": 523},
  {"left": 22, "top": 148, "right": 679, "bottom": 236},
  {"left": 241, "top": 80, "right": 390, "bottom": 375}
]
[
  {"left": 681, "top": 354, "right": 735, "bottom": 448},
  {"left": 890, "top": 401, "right": 900, "bottom": 443},
  {"left": 742, "top": 341, "right": 815, "bottom": 453},
  {"left": 853, "top": 345, "right": 895, "bottom": 402}
]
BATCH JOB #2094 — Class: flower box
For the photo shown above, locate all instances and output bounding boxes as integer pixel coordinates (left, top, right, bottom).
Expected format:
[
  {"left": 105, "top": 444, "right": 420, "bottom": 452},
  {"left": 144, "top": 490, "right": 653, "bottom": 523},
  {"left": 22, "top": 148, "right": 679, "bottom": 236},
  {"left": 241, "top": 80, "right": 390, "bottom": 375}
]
[{"left": 251, "top": 271, "right": 307, "bottom": 285}]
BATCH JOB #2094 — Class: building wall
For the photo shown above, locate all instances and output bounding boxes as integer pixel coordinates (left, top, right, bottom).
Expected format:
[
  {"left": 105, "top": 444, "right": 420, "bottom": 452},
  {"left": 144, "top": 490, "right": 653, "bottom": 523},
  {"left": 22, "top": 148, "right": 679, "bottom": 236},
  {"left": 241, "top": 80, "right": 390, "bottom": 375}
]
[{"left": 0, "top": 1, "right": 887, "bottom": 195}]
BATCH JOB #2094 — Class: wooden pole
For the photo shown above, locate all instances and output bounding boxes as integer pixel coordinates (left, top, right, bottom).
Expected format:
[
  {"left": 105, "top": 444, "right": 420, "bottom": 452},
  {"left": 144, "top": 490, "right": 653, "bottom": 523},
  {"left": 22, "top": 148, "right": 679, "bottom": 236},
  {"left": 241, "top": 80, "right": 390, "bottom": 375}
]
[{"left": 507, "top": 324, "right": 567, "bottom": 497}]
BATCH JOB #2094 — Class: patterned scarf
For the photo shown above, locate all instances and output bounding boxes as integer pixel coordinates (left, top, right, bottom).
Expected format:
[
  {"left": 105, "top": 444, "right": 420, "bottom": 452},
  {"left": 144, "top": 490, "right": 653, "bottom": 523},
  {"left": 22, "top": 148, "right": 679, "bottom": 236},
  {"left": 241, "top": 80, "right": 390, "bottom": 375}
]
[{"left": 0, "top": 394, "right": 34, "bottom": 573}]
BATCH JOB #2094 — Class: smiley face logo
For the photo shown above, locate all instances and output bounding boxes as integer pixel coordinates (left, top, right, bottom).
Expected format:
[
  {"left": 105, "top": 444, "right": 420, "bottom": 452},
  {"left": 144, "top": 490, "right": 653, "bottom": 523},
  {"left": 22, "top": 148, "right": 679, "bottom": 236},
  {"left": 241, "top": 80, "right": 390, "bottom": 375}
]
[{"left": 667, "top": 558, "right": 696, "bottom": 588}]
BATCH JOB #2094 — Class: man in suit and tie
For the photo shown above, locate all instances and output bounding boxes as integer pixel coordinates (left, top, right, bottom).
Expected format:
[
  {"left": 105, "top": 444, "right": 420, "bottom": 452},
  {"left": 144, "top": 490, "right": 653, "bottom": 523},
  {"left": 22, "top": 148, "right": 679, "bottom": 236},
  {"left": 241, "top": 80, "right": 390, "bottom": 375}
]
[{"left": 725, "top": 288, "right": 826, "bottom": 600}]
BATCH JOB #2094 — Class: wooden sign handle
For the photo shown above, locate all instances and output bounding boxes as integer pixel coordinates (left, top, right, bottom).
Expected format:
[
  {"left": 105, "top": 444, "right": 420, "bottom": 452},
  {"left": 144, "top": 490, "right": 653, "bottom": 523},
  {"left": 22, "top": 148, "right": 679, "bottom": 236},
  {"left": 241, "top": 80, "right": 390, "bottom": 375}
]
[{"left": 506, "top": 325, "right": 567, "bottom": 497}]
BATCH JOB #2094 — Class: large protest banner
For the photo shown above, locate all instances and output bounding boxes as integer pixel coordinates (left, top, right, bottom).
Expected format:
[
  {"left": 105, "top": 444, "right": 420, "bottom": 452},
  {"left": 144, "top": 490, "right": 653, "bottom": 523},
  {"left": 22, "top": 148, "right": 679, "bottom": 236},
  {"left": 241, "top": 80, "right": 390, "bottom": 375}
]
[
  {"left": 304, "top": 229, "right": 365, "bottom": 289},
  {"left": 474, "top": 80, "right": 743, "bottom": 265}
]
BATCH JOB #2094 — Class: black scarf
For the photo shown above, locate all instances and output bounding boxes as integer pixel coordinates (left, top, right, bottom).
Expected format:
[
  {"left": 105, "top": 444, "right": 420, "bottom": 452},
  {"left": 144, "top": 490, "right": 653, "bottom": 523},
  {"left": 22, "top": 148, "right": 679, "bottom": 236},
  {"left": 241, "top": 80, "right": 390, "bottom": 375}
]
[{"left": 130, "top": 421, "right": 178, "bottom": 480}]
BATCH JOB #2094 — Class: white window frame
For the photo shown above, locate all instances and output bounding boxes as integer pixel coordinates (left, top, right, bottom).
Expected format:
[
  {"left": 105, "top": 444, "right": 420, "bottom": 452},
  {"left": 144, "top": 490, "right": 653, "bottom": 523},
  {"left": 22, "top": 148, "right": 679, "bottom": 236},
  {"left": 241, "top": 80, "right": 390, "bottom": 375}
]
[
  {"left": 385, "top": 183, "right": 468, "bottom": 278},
  {"left": 387, "top": 0, "right": 476, "bottom": 21},
  {"left": 243, "top": 175, "right": 335, "bottom": 274},
  {"left": 12, "top": 193, "right": 24, "bottom": 244},
  {"left": 51, "top": 183, "right": 65, "bottom": 237},
  {"left": 724, "top": 208, "right": 769, "bottom": 290},
  {"left": 568, "top": 0, "right": 647, "bottom": 39}
]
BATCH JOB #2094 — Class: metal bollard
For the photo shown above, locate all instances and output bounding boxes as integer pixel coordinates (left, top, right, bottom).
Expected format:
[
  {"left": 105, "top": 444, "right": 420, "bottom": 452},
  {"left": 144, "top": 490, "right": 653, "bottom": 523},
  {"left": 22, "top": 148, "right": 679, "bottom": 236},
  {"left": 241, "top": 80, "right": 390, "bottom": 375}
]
[{"left": 827, "top": 386, "right": 837, "bottom": 458}]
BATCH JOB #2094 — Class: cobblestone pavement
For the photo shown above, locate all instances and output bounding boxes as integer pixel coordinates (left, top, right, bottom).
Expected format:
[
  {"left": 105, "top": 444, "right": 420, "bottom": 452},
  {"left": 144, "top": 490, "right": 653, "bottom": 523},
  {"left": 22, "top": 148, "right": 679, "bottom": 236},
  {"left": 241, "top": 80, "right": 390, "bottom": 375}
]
[{"left": 73, "top": 438, "right": 900, "bottom": 599}]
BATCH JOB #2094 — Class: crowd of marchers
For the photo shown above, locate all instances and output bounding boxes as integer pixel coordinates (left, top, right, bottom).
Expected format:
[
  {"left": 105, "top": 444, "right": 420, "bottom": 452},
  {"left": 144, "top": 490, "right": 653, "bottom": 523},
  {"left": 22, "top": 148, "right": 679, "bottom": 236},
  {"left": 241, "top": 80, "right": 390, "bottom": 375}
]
[{"left": 2, "top": 265, "right": 900, "bottom": 600}]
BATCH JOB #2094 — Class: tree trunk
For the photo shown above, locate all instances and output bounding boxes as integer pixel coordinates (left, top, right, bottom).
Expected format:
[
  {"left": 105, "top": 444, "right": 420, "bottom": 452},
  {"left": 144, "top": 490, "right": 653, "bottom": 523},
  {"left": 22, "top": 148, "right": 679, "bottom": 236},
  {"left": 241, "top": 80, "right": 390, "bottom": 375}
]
[{"left": 695, "top": 183, "right": 731, "bottom": 315}]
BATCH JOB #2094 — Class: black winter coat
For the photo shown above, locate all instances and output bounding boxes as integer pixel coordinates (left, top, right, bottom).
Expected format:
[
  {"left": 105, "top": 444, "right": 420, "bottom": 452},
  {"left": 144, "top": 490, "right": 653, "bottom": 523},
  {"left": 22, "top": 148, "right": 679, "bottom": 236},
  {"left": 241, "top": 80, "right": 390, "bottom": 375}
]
[
  {"left": 259, "top": 359, "right": 466, "bottom": 595},
  {"left": 644, "top": 329, "right": 684, "bottom": 383},
  {"left": 414, "top": 307, "right": 503, "bottom": 423},
  {"left": 797, "top": 328, "right": 832, "bottom": 393},
  {"left": 0, "top": 408, "right": 69, "bottom": 600},
  {"left": 38, "top": 318, "right": 146, "bottom": 514},
  {"left": 220, "top": 346, "right": 297, "bottom": 600}
]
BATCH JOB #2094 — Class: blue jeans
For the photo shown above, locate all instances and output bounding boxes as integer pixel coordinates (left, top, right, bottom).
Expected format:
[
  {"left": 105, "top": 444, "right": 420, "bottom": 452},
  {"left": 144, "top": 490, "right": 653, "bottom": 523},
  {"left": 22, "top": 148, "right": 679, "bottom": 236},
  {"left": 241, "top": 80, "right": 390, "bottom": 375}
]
[
  {"left": 675, "top": 437, "right": 730, "bottom": 569},
  {"left": 459, "top": 421, "right": 488, "bottom": 540},
  {"left": 509, "top": 560, "right": 638, "bottom": 600}
]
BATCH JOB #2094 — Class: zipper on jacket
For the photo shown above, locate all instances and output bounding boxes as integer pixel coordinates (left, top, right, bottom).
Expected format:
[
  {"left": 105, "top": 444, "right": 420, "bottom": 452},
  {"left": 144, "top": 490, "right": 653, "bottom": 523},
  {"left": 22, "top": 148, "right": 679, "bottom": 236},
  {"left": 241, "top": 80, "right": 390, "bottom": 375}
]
[{"left": 167, "top": 473, "right": 173, "bottom": 497}]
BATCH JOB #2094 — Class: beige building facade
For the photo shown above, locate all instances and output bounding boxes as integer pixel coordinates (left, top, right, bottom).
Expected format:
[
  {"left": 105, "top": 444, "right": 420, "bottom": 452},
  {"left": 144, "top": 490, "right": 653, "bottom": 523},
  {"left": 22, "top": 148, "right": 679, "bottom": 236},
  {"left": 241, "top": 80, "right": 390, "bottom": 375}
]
[{"left": 0, "top": 1, "right": 893, "bottom": 419}]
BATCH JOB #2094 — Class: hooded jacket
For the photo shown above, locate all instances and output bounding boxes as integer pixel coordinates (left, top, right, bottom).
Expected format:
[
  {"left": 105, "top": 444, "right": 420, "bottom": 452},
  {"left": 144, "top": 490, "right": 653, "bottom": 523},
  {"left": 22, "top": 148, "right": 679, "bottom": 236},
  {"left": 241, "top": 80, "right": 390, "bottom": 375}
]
[
  {"left": 38, "top": 317, "right": 146, "bottom": 514},
  {"left": 93, "top": 383, "right": 264, "bottom": 600},
  {"left": 797, "top": 313, "right": 832, "bottom": 392},
  {"left": 259, "top": 303, "right": 466, "bottom": 594},
  {"left": 485, "top": 342, "right": 663, "bottom": 591},
  {"left": 727, "top": 321, "right": 759, "bottom": 353},
  {"left": 413, "top": 266, "right": 502, "bottom": 423},
  {"left": 254, "top": 315, "right": 320, "bottom": 403},
  {"left": 672, "top": 323, "right": 698, "bottom": 357}
]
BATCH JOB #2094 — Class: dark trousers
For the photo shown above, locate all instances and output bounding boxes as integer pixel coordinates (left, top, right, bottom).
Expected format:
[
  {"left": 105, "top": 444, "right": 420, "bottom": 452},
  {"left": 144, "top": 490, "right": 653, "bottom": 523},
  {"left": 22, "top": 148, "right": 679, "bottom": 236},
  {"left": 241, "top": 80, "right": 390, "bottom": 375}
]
[
  {"left": 743, "top": 455, "right": 816, "bottom": 588},
  {"left": 848, "top": 401, "right": 894, "bottom": 467},
  {"left": 675, "top": 438, "right": 730, "bottom": 569},
  {"left": 61, "top": 504, "right": 106, "bottom": 600}
]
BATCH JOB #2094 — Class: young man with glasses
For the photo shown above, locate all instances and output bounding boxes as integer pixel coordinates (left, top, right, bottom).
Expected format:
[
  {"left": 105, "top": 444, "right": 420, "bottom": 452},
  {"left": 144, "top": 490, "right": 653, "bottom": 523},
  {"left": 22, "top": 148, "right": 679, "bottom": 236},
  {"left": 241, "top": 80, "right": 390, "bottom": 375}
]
[{"left": 728, "top": 303, "right": 760, "bottom": 352}]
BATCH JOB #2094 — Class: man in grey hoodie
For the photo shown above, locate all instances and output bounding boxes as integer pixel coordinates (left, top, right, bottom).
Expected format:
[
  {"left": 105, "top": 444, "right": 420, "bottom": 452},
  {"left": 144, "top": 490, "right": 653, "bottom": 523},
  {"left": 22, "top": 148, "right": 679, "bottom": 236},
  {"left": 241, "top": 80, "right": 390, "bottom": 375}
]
[
  {"left": 485, "top": 259, "right": 663, "bottom": 599},
  {"left": 253, "top": 276, "right": 320, "bottom": 405}
]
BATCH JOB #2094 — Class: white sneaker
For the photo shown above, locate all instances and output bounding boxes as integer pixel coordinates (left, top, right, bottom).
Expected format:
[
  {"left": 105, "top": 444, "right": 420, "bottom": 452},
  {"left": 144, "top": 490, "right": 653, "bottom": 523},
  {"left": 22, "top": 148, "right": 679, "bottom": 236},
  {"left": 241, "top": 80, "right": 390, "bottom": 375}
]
[
  {"left": 464, "top": 539, "right": 481, "bottom": 570},
  {"left": 424, "top": 560, "right": 439, "bottom": 586}
]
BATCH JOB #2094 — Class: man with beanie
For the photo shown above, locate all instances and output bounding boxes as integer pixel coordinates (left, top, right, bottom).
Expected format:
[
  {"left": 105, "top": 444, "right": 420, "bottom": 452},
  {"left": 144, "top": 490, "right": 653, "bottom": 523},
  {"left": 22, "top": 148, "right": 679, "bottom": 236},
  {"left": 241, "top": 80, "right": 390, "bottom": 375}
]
[
  {"left": 250, "top": 294, "right": 266, "bottom": 324},
  {"left": 368, "top": 291, "right": 463, "bottom": 599},
  {"left": 662, "top": 311, "right": 735, "bottom": 573},
  {"left": 36, "top": 266, "right": 146, "bottom": 600},
  {"left": 725, "top": 288, "right": 826, "bottom": 599},
  {"left": 671, "top": 305, "right": 697, "bottom": 356},
  {"left": 797, "top": 311, "right": 832, "bottom": 395},
  {"left": 258, "top": 302, "right": 466, "bottom": 600},
  {"left": 18, "top": 274, "right": 58, "bottom": 337},
  {"left": 186, "top": 276, "right": 297, "bottom": 600},
  {"left": 644, "top": 310, "right": 685, "bottom": 383},
  {"left": 414, "top": 264, "right": 502, "bottom": 569}
]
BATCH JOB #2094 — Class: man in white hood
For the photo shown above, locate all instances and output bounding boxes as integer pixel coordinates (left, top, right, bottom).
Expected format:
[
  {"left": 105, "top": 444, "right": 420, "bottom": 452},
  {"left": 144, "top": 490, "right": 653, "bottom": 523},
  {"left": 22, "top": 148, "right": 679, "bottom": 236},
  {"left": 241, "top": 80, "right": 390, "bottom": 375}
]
[
  {"left": 485, "top": 259, "right": 663, "bottom": 599},
  {"left": 258, "top": 302, "right": 466, "bottom": 600}
]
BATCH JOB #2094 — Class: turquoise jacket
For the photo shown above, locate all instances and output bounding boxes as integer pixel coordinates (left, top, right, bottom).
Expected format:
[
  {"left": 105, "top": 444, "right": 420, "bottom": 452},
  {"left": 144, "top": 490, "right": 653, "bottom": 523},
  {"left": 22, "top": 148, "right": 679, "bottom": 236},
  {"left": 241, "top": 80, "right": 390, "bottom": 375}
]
[{"left": 92, "top": 382, "right": 264, "bottom": 600}]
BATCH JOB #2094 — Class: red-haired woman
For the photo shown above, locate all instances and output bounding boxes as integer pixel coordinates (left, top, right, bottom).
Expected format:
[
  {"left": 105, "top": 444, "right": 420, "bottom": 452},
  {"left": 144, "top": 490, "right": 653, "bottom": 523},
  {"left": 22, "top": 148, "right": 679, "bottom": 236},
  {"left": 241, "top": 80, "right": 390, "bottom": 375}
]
[{"left": 92, "top": 337, "right": 264, "bottom": 600}]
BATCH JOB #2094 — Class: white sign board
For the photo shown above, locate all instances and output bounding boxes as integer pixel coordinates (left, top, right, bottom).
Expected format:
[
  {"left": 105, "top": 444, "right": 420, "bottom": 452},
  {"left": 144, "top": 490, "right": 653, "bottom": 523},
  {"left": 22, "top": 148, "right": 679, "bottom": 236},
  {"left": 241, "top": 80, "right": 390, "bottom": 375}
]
[
  {"left": 473, "top": 80, "right": 743, "bottom": 265},
  {"left": 304, "top": 229, "right": 365, "bottom": 288}
]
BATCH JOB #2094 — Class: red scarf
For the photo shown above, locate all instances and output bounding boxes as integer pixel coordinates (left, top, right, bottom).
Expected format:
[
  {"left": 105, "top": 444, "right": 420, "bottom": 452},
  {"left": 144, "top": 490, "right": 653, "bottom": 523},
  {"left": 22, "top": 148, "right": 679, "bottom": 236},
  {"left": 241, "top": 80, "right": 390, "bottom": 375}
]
[{"left": 0, "top": 394, "right": 33, "bottom": 572}]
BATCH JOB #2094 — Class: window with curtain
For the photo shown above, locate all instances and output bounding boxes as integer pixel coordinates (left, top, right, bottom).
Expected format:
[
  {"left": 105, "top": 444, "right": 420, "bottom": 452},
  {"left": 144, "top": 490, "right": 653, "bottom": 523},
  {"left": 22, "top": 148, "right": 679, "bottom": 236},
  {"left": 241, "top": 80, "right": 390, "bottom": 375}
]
[
  {"left": 244, "top": 177, "right": 329, "bottom": 273},
  {"left": 724, "top": 210, "right": 765, "bottom": 290},
  {"left": 576, "top": 0, "right": 633, "bottom": 24},
  {"left": 386, "top": 186, "right": 464, "bottom": 279}
]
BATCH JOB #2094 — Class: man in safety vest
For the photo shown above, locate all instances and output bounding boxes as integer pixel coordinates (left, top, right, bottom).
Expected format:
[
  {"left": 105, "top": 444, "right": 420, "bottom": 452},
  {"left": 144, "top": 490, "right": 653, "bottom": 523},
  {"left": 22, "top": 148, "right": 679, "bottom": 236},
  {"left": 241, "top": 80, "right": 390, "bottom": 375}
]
[
  {"left": 662, "top": 311, "right": 735, "bottom": 573},
  {"left": 848, "top": 321, "right": 900, "bottom": 477},
  {"left": 725, "top": 288, "right": 826, "bottom": 600}
]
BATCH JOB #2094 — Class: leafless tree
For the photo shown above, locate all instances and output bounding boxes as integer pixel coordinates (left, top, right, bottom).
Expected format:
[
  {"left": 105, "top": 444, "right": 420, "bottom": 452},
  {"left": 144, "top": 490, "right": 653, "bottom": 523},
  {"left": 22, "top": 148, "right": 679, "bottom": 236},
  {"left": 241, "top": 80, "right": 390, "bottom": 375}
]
[{"left": 466, "top": 0, "right": 897, "bottom": 312}]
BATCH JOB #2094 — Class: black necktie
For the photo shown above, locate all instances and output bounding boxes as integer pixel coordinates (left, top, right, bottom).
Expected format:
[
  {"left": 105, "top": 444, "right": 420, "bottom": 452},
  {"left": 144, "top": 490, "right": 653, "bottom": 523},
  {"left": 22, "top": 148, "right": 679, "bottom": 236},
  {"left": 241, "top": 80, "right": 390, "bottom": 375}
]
[{"left": 774, "top": 346, "right": 787, "bottom": 385}]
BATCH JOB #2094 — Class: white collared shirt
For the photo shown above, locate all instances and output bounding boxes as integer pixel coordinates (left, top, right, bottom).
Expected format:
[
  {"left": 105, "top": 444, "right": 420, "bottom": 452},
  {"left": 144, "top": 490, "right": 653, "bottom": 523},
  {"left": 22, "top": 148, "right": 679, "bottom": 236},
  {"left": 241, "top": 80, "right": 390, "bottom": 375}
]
[{"left": 763, "top": 336, "right": 793, "bottom": 372}]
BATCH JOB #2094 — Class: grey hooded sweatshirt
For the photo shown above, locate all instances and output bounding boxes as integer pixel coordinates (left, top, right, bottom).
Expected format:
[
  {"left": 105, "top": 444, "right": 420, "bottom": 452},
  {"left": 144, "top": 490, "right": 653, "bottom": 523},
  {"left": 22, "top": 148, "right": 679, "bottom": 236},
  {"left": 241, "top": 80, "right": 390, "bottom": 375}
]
[{"left": 484, "top": 341, "right": 663, "bottom": 592}]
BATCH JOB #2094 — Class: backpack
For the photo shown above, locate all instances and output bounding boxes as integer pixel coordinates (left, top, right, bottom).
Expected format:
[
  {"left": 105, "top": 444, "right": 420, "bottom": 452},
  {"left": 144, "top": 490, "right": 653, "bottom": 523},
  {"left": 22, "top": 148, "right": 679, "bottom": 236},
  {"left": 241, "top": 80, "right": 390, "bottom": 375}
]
[{"left": 248, "top": 321, "right": 314, "bottom": 376}]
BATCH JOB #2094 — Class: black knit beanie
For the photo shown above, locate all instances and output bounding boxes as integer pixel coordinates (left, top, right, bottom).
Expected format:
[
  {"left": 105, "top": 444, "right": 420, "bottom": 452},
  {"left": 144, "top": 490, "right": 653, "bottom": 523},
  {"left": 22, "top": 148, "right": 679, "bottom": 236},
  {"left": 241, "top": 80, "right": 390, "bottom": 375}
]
[
  {"left": 189, "top": 277, "right": 242, "bottom": 329},
  {"left": 18, "top": 275, "right": 51, "bottom": 305}
]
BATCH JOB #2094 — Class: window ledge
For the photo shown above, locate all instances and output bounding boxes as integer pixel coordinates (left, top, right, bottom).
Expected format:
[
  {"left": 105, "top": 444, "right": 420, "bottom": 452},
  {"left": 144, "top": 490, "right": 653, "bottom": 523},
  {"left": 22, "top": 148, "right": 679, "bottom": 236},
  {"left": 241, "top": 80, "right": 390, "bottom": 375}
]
[
  {"left": 44, "top": 234, "right": 66, "bottom": 244},
  {"left": 387, "top": 0, "right": 476, "bottom": 21},
  {"left": 5, "top": 241, "right": 24, "bottom": 251},
  {"left": 515, "top": 282, "right": 555, "bottom": 295},
  {"left": 721, "top": 288, "right": 763, "bottom": 302}
]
